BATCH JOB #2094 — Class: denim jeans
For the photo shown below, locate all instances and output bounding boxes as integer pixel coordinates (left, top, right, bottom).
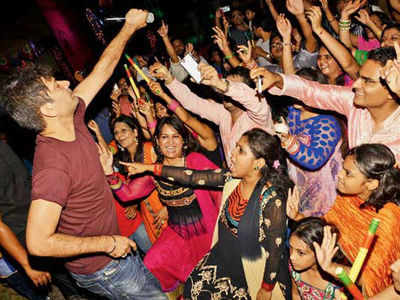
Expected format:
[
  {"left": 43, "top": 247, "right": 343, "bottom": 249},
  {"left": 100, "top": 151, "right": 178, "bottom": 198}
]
[
  {"left": 70, "top": 254, "right": 166, "bottom": 300},
  {"left": 129, "top": 223, "right": 152, "bottom": 254}
]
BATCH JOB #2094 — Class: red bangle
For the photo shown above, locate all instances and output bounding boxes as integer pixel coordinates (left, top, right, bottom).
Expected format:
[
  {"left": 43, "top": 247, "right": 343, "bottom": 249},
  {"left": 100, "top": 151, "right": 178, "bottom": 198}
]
[
  {"left": 167, "top": 100, "right": 180, "bottom": 112},
  {"left": 147, "top": 120, "right": 157, "bottom": 130},
  {"left": 153, "top": 164, "right": 163, "bottom": 176},
  {"left": 261, "top": 282, "right": 275, "bottom": 292}
]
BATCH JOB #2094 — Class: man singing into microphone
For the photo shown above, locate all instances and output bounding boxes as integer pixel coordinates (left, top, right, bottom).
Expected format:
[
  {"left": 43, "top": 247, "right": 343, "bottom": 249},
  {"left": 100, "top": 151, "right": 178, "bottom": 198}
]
[{"left": 0, "top": 9, "right": 166, "bottom": 300}]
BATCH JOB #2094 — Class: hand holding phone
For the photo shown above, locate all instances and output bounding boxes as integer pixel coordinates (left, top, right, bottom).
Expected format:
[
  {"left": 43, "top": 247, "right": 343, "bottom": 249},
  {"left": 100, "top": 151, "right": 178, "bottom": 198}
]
[{"left": 180, "top": 54, "right": 202, "bottom": 83}]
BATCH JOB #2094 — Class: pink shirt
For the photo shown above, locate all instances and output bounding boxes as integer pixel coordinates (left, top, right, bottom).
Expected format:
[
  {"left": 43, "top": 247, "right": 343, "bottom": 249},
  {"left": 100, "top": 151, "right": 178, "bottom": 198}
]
[
  {"left": 269, "top": 74, "right": 400, "bottom": 161},
  {"left": 166, "top": 79, "right": 274, "bottom": 166}
]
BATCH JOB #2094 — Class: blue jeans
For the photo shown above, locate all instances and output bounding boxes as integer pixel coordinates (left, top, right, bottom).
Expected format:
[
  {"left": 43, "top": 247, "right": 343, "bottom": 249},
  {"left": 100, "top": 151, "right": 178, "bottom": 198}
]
[
  {"left": 129, "top": 223, "right": 152, "bottom": 254},
  {"left": 70, "top": 254, "right": 166, "bottom": 300}
]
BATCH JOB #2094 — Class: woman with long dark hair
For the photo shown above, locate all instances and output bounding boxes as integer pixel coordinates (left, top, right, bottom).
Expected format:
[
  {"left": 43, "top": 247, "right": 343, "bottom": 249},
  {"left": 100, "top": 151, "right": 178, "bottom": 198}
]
[
  {"left": 101, "top": 115, "right": 221, "bottom": 293},
  {"left": 120, "top": 128, "right": 294, "bottom": 299}
]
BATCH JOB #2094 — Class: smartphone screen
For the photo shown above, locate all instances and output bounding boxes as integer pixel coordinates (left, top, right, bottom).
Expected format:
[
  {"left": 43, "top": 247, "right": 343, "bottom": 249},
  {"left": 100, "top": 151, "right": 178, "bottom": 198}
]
[{"left": 180, "top": 54, "right": 202, "bottom": 83}]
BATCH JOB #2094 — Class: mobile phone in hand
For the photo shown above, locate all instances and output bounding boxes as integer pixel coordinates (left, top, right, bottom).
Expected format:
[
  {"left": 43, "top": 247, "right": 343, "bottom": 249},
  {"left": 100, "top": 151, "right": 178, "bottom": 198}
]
[{"left": 180, "top": 54, "right": 202, "bottom": 83}]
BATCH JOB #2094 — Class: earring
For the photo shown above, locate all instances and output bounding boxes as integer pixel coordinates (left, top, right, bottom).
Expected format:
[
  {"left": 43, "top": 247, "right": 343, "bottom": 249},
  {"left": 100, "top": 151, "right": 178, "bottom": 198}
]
[
  {"left": 183, "top": 145, "right": 188, "bottom": 150},
  {"left": 254, "top": 166, "right": 259, "bottom": 171}
]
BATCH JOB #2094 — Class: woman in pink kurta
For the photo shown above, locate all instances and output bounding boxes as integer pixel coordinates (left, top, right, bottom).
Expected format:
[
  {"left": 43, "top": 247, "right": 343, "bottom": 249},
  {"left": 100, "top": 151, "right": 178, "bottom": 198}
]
[{"left": 104, "top": 116, "right": 220, "bottom": 291}]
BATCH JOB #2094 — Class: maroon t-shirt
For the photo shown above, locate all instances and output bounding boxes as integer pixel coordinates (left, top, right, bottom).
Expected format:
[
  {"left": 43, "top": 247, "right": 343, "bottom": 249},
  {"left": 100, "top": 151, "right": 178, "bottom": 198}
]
[{"left": 31, "top": 99, "right": 119, "bottom": 275}]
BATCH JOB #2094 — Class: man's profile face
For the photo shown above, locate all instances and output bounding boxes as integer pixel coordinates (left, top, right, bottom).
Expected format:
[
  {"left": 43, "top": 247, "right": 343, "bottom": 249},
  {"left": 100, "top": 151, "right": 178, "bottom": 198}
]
[{"left": 352, "top": 60, "right": 391, "bottom": 109}]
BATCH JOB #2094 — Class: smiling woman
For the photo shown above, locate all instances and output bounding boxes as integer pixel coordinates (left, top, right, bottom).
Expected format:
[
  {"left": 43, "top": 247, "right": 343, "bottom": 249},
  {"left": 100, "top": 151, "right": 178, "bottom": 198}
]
[
  {"left": 115, "top": 128, "right": 294, "bottom": 299},
  {"left": 102, "top": 115, "right": 221, "bottom": 292}
]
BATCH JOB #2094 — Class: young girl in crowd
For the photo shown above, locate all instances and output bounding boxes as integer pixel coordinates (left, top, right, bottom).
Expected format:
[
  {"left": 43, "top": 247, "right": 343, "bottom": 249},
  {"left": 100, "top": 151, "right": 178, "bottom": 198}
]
[
  {"left": 121, "top": 128, "right": 293, "bottom": 299},
  {"left": 289, "top": 217, "right": 342, "bottom": 299},
  {"left": 288, "top": 143, "right": 400, "bottom": 297},
  {"left": 101, "top": 115, "right": 221, "bottom": 292}
]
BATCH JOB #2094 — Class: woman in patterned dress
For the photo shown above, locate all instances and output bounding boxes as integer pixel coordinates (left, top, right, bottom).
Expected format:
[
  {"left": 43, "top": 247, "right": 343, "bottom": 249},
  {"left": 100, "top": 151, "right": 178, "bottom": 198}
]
[
  {"left": 101, "top": 115, "right": 221, "bottom": 292},
  {"left": 122, "top": 128, "right": 294, "bottom": 300}
]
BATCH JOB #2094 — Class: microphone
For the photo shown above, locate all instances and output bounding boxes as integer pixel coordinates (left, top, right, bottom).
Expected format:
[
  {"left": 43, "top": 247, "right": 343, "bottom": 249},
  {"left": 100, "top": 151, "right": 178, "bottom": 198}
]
[{"left": 104, "top": 12, "right": 154, "bottom": 23}]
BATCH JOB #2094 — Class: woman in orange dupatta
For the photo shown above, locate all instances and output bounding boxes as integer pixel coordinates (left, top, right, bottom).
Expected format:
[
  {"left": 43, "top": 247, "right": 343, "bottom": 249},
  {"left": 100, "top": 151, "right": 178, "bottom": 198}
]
[
  {"left": 111, "top": 115, "right": 167, "bottom": 246},
  {"left": 288, "top": 143, "right": 400, "bottom": 298}
]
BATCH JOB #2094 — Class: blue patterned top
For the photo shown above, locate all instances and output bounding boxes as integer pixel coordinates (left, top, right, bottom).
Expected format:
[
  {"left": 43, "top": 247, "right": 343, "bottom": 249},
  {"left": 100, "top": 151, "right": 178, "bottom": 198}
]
[{"left": 287, "top": 106, "right": 341, "bottom": 170}]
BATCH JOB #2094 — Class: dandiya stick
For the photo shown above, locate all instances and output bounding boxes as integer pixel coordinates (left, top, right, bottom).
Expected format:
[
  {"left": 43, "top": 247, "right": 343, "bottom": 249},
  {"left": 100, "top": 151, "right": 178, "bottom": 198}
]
[
  {"left": 336, "top": 267, "right": 364, "bottom": 300},
  {"left": 125, "top": 53, "right": 150, "bottom": 83},
  {"left": 349, "top": 218, "right": 380, "bottom": 282},
  {"left": 123, "top": 64, "right": 140, "bottom": 99}
]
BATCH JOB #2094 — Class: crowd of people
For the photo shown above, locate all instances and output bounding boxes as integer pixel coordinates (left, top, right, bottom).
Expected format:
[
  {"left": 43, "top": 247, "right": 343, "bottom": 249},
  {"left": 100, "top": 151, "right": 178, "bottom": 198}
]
[{"left": 2, "top": 0, "right": 400, "bottom": 299}]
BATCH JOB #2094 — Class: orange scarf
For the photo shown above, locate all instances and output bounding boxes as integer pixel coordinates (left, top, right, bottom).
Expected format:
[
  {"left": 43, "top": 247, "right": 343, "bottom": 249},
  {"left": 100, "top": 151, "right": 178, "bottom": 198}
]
[
  {"left": 140, "top": 142, "right": 167, "bottom": 243},
  {"left": 325, "top": 195, "right": 400, "bottom": 297}
]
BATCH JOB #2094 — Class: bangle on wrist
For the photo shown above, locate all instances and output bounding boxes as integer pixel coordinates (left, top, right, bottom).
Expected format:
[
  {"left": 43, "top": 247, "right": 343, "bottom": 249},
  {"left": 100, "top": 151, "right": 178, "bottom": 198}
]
[
  {"left": 283, "top": 41, "right": 291, "bottom": 47},
  {"left": 153, "top": 164, "right": 163, "bottom": 176},
  {"left": 224, "top": 54, "right": 233, "bottom": 60},
  {"left": 261, "top": 282, "right": 275, "bottom": 292},
  {"left": 167, "top": 100, "right": 180, "bottom": 112},
  {"left": 107, "top": 236, "right": 116, "bottom": 254}
]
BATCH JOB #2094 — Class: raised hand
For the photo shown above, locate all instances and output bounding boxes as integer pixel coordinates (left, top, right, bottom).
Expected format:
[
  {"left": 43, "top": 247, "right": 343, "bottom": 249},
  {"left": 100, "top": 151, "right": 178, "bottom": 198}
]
[
  {"left": 341, "top": 0, "right": 367, "bottom": 20},
  {"left": 185, "top": 42, "right": 195, "bottom": 56},
  {"left": 237, "top": 41, "right": 253, "bottom": 65},
  {"left": 286, "top": 0, "right": 305, "bottom": 16},
  {"left": 157, "top": 20, "right": 169, "bottom": 38},
  {"left": 380, "top": 41, "right": 400, "bottom": 97},
  {"left": 112, "top": 100, "right": 121, "bottom": 118},
  {"left": 222, "top": 16, "right": 230, "bottom": 35},
  {"left": 137, "top": 97, "right": 153, "bottom": 118},
  {"left": 286, "top": 186, "right": 300, "bottom": 219},
  {"left": 212, "top": 26, "right": 231, "bottom": 53},
  {"left": 354, "top": 8, "right": 371, "bottom": 25},
  {"left": 249, "top": 67, "right": 282, "bottom": 91},
  {"left": 88, "top": 120, "right": 100, "bottom": 134},
  {"left": 276, "top": 13, "right": 293, "bottom": 42},
  {"left": 313, "top": 226, "right": 339, "bottom": 274},
  {"left": 97, "top": 142, "right": 113, "bottom": 175},
  {"left": 110, "top": 85, "right": 121, "bottom": 102},
  {"left": 199, "top": 63, "right": 225, "bottom": 89},
  {"left": 305, "top": 6, "right": 323, "bottom": 32},
  {"left": 148, "top": 80, "right": 165, "bottom": 97},
  {"left": 149, "top": 62, "right": 174, "bottom": 84},
  {"left": 124, "top": 9, "right": 148, "bottom": 30},
  {"left": 215, "top": 8, "right": 222, "bottom": 19}
]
